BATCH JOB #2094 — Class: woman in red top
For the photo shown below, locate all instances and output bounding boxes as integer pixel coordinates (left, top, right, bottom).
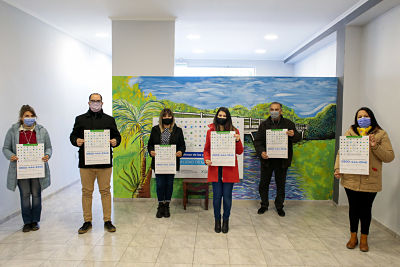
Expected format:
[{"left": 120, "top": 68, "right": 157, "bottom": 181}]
[
  {"left": 3, "top": 105, "right": 52, "bottom": 232},
  {"left": 204, "top": 107, "right": 244, "bottom": 233}
]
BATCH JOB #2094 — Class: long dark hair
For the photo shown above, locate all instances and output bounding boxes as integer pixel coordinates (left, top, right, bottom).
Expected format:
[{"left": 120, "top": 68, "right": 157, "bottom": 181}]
[
  {"left": 351, "top": 107, "right": 381, "bottom": 134},
  {"left": 213, "top": 107, "right": 236, "bottom": 131},
  {"left": 158, "top": 108, "right": 175, "bottom": 132}
]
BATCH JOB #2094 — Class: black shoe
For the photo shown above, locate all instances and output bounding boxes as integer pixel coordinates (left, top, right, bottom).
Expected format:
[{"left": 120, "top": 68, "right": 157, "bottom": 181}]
[
  {"left": 22, "top": 224, "right": 31, "bottom": 232},
  {"left": 31, "top": 222, "right": 40, "bottom": 231},
  {"left": 257, "top": 206, "right": 268, "bottom": 214},
  {"left": 164, "top": 202, "right": 170, "bottom": 218},
  {"left": 277, "top": 208, "right": 285, "bottom": 217},
  {"left": 214, "top": 219, "right": 221, "bottom": 233},
  {"left": 104, "top": 221, "right": 116, "bottom": 232},
  {"left": 78, "top": 221, "right": 92, "bottom": 234},
  {"left": 222, "top": 219, "right": 229, "bottom": 234},
  {"left": 156, "top": 202, "right": 164, "bottom": 218}
]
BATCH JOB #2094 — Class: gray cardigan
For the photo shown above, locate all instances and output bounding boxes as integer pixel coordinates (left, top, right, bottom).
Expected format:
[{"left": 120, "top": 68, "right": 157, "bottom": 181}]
[{"left": 2, "top": 123, "right": 52, "bottom": 191}]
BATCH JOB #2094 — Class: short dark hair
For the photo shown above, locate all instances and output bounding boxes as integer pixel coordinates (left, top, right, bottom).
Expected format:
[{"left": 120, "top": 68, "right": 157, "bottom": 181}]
[
  {"left": 19, "top": 105, "right": 37, "bottom": 125},
  {"left": 351, "top": 107, "right": 381, "bottom": 134},
  {"left": 213, "top": 107, "right": 236, "bottom": 131},
  {"left": 270, "top": 102, "right": 282, "bottom": 108},
  {"left": 89, "top": 93, "right": 102, "bottom": 101}
]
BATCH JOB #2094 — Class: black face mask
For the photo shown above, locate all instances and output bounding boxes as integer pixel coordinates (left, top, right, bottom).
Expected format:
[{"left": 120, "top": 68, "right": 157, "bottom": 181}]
[
  {"left": 216, "top": 118, "right": 227, "bottom": 125},
  {"left": 162, "top": 118, "right": 173, "bottom": 125}
]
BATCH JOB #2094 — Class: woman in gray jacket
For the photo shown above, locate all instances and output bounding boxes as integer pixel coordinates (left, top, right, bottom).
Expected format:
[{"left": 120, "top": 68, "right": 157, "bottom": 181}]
[{"left": 2, "top": 105, "right": 52, "bottom": 232}]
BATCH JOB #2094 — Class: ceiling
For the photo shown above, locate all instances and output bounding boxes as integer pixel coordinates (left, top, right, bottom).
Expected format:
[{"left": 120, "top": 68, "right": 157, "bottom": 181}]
[{"left": 4, "top": 0, "right": 383, "bottom": 60}]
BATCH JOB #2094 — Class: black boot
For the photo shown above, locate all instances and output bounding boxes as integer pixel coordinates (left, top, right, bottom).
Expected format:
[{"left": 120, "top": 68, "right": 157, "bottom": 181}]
[
  {"left": 156, "top": 202, "right": 164, "bottom": 218},
  {"left": 164, "top": 202, "right": 171, "bottom": 218},
  {"left": 222, "top": 219, "right": 229, "bottom": 233},
  {"left": 214, "top": 219, "right": 221, "bottom": 233}
]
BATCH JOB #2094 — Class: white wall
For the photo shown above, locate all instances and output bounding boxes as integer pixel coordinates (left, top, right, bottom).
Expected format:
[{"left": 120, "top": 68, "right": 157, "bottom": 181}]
[
  {"left": 338, "top": 26, "right": 363, "bottom": 206},
  {"left": 357, "top": 5, "right": 400, "bottom": 235},
  {"left": 0, "top": 1, "right": 111, "bottom": 221},
  {"left": 176, "top": 59, "right": 294, "bottom": 76},
  {"left": 112, "top": 20, "right": 175, "bottom": 76},
  {"left": 293, "top": 42, "right": 337, "bottom": 77}
]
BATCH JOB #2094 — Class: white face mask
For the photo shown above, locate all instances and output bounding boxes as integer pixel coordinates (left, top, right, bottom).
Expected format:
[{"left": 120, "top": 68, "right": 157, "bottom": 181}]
[{"left": 89, "top": 101, "right": 102, "bottom": 112}]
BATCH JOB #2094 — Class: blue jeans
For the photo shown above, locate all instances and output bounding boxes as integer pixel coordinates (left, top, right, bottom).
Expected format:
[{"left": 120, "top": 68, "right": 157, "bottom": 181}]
[
  {"left": 17, "top": 178, "right": 42, "bottom": 224},
  {"left": 212, "top": 167, "right": 234, "bottom": 220},
  {"left": 155, "top": 174, "right": 175, "bottom": 202}
]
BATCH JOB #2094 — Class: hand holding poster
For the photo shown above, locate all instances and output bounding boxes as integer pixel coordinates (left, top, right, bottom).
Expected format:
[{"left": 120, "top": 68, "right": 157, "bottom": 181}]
[
  {"left": 211, "top": 131, "right": 235, "bottom": 166},
  {"left": 339, "top": 136, "right": 369, "bottom": 175},
  {"left": 155, "top": 145, "right": 176, "bottom": 174},
  {"left": 266, "top": 129, "right": 288, "bottom": 158},
  {"left": 152, "top": 117, "right": 244, "bottom": 178},
  {"left": 84, "top": 129, "right": 110, "bottom": 165},
  {"left": 16, "top": 143, "right": 45, "bottom": 179}
]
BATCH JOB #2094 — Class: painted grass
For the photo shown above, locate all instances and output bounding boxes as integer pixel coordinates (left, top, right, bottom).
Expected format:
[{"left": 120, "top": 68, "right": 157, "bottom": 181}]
[{"left": 292, "top": 139, "right": 336, "bottom": 200}]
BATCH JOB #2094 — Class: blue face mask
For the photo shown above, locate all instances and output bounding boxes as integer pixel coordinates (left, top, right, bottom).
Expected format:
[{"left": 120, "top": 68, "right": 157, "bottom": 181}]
[
  {"left": 357, "top": 117, "right": 371, "bottom": 128},
  {"left": 23, "top": 117, "right": 36, "bottom": 127},
  {"left": 270, "top": 111, "right": 280, "bottom": 119}
]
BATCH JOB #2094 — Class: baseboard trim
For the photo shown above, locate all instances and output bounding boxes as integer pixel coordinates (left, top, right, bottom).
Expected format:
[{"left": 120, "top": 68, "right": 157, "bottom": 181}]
[{"left": 371, "top": 217, "right": 400, "bottom": 239}]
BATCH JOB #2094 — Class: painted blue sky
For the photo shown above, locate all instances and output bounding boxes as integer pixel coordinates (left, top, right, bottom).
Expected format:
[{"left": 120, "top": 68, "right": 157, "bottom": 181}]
[{"left": 133, "top": 76, "right": 337, "bottom": 118}]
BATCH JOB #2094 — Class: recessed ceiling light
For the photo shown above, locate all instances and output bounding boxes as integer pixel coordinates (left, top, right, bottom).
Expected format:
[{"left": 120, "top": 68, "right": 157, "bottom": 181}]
[
  {"left": 95, "top": 33, "right": 109, "bottom": 38},
  {"left": 264, "top": 34, "right": 278, "bottom": 40},
  {"left": 193, "top": 49, "right": 205, "bottom": 54},
  {"left": 255, "top": 49, "right": 266, "bottom": 54},
  {"left": 187, "top": 34, "right": 200, "bottom": 40}
]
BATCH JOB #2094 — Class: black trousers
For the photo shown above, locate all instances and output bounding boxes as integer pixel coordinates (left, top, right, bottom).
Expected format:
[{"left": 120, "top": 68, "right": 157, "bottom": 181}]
[
  {"left": 345, "top": 188, "right": 377, "bottom": 235},
  {"left": 259, "top": 162, "right": 288, "bottom": 209}
]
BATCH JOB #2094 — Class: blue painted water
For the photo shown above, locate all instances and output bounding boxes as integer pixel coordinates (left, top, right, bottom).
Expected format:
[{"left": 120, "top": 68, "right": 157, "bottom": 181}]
[{"left": 233, "top": 137, "right": 306, "bottom": 200}]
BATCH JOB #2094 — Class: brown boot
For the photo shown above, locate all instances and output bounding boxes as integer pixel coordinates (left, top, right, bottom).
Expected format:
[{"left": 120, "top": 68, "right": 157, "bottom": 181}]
[
  {"left": 346, "top": 232, "right": 358, "bottom": 249},
  {"left": 359, "top": 234, "right": 369, "bottom": 252}
]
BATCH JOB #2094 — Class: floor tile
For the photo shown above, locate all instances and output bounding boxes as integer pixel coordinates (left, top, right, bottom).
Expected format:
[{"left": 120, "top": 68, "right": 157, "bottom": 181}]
[
  {"left": 228, "top": 248, "right": 266, "bottom": 265},
  {"left": 156, "top": 247, "right": 194, "bottom": 264},
  {"left": 193, "top": 248, "right": 229, "bottom": 265}
]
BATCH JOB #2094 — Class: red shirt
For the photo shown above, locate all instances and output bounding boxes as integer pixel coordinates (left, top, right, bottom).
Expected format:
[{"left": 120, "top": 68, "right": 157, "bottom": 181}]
[{"left": 19, "top": 130, "right": 37, "bottom": 144}]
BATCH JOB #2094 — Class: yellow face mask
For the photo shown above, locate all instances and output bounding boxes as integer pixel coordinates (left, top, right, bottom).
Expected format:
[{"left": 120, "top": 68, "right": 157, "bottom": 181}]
[{"left": 357, "top": 126, "right": 372, "bottom": 136}]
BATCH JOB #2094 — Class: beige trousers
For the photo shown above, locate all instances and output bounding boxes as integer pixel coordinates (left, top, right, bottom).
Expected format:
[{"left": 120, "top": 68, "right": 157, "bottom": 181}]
[{"left": 80, "top": 168, "right": 112, "bottom": 222}]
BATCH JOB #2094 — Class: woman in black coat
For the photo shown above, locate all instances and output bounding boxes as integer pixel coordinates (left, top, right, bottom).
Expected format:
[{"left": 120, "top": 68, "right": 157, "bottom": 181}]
[{"left": 147, "top": 108, "right": 185, "bottom": 218}]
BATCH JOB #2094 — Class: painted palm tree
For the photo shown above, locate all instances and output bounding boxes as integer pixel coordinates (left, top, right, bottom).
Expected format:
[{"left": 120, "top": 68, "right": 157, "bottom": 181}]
[{"left": 113, "top": 99, "right": 165, "bottom": 197}]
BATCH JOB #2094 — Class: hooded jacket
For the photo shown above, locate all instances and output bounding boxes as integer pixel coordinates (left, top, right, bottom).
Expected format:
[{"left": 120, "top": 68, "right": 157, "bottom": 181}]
[
  {"left": 3, "top": 123, "right": 52, "bottom": 191},
  {"left": 334, "top": 127, "right": 394, "bottom": 192}
]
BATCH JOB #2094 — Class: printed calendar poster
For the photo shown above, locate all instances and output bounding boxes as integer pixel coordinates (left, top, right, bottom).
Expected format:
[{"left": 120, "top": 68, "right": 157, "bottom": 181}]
[
  {"left": 153, "top": 118, "right": 244, "bottom": 178},
  {"left": 84, "top": 129, "right": 110, "bottom": 165},
  {"left": 266, "top": 129, "right": 288, "bottom": 158},
  {"left": 211, "top": 131, "right": 236, "bottom": 166},
  {"left": 16, "top": 143, "right": 45, "bottom": 179},
  {"left": 155, "top": 145, "right": 176, "bottom": 174},
  {"left": 339, "top": 136, "right": 369, "bottom": 175}
]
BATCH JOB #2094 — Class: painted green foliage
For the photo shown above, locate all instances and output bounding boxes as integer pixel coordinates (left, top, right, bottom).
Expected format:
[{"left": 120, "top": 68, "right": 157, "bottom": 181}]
[
  {"left": 112, "top": 76, "right": 164, "bottom": 198},
  {"left": 112, "top": 76, "right": 336, "bottom": 200},
  {"left": 292, "top": 140, "right": 335, "bottom": 199}
]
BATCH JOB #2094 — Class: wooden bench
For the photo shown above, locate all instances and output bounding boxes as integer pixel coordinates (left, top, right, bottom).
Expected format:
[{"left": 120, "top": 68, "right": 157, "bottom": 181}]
[{"left": 182, "top": 178, "right": 209, "bottom": 210}]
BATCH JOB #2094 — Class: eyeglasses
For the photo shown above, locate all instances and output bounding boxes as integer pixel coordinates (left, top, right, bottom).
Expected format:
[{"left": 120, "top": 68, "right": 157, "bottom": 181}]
[{"left": 90, "top": 100, "right": 102, "bottom": 103}]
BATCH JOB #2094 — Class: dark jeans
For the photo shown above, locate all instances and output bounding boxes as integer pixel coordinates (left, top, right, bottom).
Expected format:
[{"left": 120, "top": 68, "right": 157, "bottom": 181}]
[
  {"left": 259, "top": 161, "right": 288, "bottom": 210},
  {"left": 212, "top": 167, "right": 234, "bottom": 220},
  {"left": 155, "top": 174, "right": 175, "bottom": 202},
  {"left": 17, "top": 178, "right": 42, "bottom": 224},
  {"left": 345, "top": 188, "right": 377, "bottom": 235}
]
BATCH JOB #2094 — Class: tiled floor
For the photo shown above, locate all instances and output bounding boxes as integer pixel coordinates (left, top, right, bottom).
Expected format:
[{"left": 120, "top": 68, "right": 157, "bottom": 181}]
[{"left": 1, "top": 182, "right": 400, "bottom": 267}]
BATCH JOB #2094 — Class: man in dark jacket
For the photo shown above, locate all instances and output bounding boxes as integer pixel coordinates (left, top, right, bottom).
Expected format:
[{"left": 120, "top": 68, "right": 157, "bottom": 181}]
[
  {"left": 70, "top": 93, "right": 121, "bottom": 234},
  {"left": 254, "top": 102, "right": 301, "bottom": 217}
]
